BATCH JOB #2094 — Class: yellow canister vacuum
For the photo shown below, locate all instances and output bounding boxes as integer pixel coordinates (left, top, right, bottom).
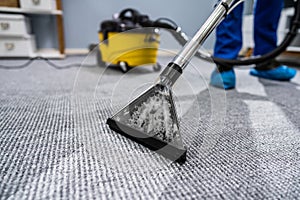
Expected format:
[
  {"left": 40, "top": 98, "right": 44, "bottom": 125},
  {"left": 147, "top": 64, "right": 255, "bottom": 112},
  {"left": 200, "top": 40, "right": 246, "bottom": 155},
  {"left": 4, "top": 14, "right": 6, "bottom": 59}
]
[{"left": 97, "top": 9, "right": 161, "bottom": 72}]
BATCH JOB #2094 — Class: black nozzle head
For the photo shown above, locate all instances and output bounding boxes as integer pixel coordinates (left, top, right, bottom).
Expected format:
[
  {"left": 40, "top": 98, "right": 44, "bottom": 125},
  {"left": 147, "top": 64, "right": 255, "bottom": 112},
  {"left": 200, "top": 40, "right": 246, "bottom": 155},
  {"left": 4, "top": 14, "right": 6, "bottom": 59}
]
[{"left": 106, "top": 83, "right": 187, "bottom": 164}]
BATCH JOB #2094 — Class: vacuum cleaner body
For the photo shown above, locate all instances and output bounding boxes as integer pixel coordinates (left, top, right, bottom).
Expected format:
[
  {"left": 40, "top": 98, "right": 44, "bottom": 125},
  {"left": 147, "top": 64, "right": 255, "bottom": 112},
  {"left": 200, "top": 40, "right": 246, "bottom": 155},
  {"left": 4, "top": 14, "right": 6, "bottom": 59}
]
[
  {"left": 98, "top": 30, "right": 160, "bottom": 70},
  {"left": 98, "top": 9, "right": 161, "bottom": 72}
]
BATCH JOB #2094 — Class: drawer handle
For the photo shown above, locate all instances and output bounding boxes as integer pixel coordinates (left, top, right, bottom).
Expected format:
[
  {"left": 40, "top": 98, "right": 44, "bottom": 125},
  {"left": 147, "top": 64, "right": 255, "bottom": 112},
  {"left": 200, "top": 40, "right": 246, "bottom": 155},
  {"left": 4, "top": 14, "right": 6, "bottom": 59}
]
[
  {"left": 0, "top": 22, "right": 10, "bottom": 31},
  {"left": 5, "top": 43, "right": 15, "bottom": 51},
  {"left": 32, "top": 0, "right": 40, "bottom": 5}
]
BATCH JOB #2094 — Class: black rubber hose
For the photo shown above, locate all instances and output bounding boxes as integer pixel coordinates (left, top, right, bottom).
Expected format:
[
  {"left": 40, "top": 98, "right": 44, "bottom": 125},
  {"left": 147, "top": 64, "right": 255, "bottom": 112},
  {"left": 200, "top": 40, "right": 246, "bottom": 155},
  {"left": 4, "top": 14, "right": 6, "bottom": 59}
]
[
  {"left": 166, "top": 0, "right": 300, "bottom": 66},
  {"left": 212, "top": 0, "right": 300, "bottom": 66}
]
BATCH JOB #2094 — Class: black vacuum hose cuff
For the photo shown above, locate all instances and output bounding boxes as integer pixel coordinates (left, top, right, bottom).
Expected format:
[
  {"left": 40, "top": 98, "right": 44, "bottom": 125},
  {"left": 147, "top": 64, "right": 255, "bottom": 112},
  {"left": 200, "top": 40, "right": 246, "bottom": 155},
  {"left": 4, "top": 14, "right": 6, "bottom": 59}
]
[
  {"left": 221, "top": 2, "right": 230, "bottom": 17},
  {"left": 159, "top": 62, "right": 182, "bottom": 87}
]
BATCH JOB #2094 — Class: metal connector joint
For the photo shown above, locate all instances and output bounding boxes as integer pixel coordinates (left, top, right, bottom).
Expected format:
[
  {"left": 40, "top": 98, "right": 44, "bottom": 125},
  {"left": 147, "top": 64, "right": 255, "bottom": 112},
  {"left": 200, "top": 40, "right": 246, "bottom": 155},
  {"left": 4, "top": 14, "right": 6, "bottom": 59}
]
[{"left": 159, "top": 63, "right": 182, "bottom": 87}]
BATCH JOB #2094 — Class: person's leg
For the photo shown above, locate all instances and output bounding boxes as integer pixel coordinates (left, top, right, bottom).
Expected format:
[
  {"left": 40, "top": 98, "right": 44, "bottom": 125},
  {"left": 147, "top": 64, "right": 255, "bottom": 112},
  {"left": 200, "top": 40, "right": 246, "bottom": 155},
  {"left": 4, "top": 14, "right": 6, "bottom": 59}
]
[
  {"left": 214, "top": 1, "right": 244, "bottom": 62},
  {"left": 211, "top": 1, "right": 244, "bottom": 89},
  {"left": 250, "top": 0, "right": 297, "bottom": 80},
  {"left": 253, "top": 0, "right": 283, "bottom": 56}
]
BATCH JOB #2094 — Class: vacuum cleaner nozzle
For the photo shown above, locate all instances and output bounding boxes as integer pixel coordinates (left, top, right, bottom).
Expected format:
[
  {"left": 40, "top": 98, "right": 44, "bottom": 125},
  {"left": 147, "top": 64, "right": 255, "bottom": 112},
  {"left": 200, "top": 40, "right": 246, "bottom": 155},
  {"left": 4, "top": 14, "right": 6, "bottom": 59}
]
[
  {"left": 107, "top": 0, "right": 235, "bottom": 163},
  {"left": 106, "top": 67, "right": 187, "bottom": 163}
]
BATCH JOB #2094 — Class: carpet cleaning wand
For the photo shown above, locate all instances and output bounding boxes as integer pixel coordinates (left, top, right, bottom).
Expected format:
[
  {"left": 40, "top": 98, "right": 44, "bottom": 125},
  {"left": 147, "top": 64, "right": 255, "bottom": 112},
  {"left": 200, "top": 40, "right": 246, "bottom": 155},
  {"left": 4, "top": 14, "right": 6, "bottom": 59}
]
[{"left": 106, "top": 0, "right": 235, "bottom": 163}]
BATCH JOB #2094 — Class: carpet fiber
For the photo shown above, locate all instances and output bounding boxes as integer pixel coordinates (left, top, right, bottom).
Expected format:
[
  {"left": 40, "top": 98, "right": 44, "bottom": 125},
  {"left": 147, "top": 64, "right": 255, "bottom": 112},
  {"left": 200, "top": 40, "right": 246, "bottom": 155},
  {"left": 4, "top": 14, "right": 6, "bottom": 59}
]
[{"left": 0, "top": 55, "right": 300, "bottom": 199}]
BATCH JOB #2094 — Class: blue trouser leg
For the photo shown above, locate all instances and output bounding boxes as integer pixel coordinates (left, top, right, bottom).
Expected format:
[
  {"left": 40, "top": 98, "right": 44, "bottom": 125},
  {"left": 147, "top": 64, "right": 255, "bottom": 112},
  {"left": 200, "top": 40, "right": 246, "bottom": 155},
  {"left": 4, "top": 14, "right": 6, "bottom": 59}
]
[
  {"left": 253, "top": 0, "right": 284, "bottom": 56},
  {"left": 251, "top": 0, "right": 296, "bottom": 80},
  {"left": 213, "top": 1, "right": 244, "bottom": 61},
  {"left": 212, "top": 0, "right": 296, "bottom": 84}
]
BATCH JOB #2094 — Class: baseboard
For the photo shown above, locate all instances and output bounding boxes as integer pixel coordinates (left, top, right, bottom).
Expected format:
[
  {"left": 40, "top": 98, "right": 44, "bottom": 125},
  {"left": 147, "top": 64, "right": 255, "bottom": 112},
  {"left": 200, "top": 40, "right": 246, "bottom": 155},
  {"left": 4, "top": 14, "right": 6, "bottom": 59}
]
[{"left": 65, "top": 48, "right": 90, "bottom": 55}]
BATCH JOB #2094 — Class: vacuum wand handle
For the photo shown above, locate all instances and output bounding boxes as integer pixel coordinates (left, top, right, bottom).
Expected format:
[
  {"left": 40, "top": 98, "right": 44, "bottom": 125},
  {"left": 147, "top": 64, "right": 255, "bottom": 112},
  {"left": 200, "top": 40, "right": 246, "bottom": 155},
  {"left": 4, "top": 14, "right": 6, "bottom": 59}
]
[
  {"left": 158, "top": 0, "right": 234, "bottom": 87},
  {"left": 172, "top": 0, "right": 234, "bottom": 69}
]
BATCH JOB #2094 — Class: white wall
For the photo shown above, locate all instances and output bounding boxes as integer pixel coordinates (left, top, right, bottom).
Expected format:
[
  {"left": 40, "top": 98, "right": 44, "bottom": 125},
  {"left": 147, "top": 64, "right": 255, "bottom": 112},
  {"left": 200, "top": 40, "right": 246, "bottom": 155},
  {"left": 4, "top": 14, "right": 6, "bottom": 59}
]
[
  {"left": 32, "top": 0, "right": 257, "bottom": 50},
  {"left": 61, "top": 0, "right": 217, "bottom": 49}
]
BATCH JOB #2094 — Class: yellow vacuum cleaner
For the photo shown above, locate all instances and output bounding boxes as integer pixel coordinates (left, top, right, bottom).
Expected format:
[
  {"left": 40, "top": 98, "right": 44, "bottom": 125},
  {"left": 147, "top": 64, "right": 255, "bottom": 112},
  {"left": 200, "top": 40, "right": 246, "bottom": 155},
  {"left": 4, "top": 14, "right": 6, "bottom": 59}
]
[{"left": 97, "top": 9, "right": 161, "bottom": 73}]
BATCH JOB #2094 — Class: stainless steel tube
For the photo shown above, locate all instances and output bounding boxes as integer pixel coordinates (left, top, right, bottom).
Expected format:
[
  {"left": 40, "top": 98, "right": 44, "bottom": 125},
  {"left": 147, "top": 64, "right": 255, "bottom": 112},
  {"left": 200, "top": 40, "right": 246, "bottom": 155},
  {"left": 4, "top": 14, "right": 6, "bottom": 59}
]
[{"left": 172, "top": 0, "right": 235, "bottom": 69}]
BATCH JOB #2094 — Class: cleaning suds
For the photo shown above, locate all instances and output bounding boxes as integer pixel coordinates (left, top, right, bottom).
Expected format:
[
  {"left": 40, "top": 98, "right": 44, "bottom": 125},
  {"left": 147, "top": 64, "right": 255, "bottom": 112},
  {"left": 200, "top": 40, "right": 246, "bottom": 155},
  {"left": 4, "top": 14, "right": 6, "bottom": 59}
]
[{"left": 127, "top": 91, "right": 180, "bottom": 143}]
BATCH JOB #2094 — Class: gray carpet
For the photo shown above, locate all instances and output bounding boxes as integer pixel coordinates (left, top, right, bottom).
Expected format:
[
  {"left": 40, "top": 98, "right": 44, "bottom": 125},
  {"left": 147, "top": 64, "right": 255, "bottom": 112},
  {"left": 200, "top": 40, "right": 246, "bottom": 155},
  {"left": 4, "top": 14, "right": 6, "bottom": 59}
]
[{"left": 0, "top": 55, "right": 300, "bottom": 199}]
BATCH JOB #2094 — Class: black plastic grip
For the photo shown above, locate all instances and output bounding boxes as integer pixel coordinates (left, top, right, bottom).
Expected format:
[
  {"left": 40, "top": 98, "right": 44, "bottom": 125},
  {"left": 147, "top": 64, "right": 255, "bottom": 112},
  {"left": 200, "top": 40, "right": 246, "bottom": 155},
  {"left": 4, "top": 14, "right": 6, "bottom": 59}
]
[{"left": 159, "top": 62, "right": 183, "bottom": 87}]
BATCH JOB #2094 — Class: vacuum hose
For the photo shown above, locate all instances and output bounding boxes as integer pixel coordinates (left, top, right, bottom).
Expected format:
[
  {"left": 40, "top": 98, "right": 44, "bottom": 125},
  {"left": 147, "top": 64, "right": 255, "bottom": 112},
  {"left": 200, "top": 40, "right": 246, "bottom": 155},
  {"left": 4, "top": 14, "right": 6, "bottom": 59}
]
[{"left": 154, "top": 0, "right": 300, "bottom": 66}]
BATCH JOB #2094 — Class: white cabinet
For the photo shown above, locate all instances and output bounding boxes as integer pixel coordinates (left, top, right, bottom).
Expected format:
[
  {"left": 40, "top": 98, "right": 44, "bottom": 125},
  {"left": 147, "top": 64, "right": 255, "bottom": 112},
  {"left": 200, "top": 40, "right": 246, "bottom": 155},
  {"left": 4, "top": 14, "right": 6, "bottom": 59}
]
[
  {"left": 0, "top": 14, "right": 30, "bottom": 36},
  {"left": 0, "top": 0, "right": 65, "bottom": 58},
  {"left": 0, "top": 13, "right": 36, "bottom": 57},
  {"left": 0, "top": 35, "right": 36, "bottom": 57},
  {"left": 19, "top": 0, "right": 57, "bottom": 11}
]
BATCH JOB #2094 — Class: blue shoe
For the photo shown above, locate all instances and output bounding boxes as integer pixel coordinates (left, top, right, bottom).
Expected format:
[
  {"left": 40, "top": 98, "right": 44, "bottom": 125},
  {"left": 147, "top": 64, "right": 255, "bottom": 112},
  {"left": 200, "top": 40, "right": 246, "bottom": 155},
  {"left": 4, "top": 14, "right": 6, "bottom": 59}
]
[
  {"left": 210, "top": 69, "right": 236, "bottom": 90},
  {"left": 250, "top": 65, "right": 297, "bottom": 81}
]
